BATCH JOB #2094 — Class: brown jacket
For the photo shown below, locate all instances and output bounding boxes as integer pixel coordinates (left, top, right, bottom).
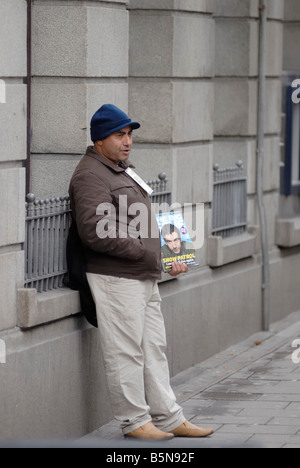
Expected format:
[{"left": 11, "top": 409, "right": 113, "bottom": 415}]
[{"left": 69, "top": 146, "right": 162, "bottom": 281}]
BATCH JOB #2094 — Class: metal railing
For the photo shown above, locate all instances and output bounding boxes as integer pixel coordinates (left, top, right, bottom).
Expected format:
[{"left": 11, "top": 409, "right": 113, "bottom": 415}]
[
  {"left": 150, "top": 172, "right": 172, "bottom": 206},
  {"left": 212, "top": 161, "right": 248, "bottom": 239},
  {"left": 24, "top": 173, "right": 171, "bottom": 293},
  {"left": 25, "top": 195, "right": 72, "bottom": 292}
]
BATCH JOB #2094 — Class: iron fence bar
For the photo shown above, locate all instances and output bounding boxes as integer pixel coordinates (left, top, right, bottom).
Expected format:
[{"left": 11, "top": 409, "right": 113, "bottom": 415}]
[
  {"left": 212, "top": 161, "right": 248, "bottom": 239},
  {"left": 213, "top": 177, "right": 247, "bottom": 185},
  {"left": 24, "top": 271, "right": 68, "bottom": 284},
  {"left": 25, "top": 195, "right": 73, "bottom": 293}
]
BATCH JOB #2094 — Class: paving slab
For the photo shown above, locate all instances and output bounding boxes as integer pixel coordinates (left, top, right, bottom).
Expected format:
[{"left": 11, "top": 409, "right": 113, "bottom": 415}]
[{"left": 81, "top": 311, "right": 300, "bottom": 448}]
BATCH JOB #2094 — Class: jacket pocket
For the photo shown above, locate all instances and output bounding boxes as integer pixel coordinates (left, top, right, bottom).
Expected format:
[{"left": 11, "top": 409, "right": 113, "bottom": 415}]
[{"left": 138, "top": 240, "right": 161, "bottom": 272}]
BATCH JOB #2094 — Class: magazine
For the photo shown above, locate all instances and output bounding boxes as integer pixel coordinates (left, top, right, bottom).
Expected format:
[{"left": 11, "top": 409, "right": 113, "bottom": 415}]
[{"left": 156, "top": 211, "right": 198, "bottom": 273}]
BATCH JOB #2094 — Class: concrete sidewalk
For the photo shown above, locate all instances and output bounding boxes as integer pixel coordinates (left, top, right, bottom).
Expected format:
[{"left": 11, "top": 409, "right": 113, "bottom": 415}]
[{"left": 83, "top": 311, "right": 300, "bottom": 448}]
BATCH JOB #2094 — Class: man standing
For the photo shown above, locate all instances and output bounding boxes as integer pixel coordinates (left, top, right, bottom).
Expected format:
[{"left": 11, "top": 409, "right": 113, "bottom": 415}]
[{"left": 69, "top": 104, "right": 213, "bottom": 440}]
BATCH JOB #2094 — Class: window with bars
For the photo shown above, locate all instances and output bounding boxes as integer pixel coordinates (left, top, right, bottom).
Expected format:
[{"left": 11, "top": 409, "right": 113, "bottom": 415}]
[
  {"left": 212, "top": 161, "right": 248, "bottom": 239},
  {"left": 281, "top": 84, "right": 300, "bottom": 196}
]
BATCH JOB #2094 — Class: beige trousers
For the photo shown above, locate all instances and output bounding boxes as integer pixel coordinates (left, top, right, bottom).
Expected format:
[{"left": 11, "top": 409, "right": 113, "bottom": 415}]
[{"left": 86, "top": 273, "right": 185, "bottom": 435}]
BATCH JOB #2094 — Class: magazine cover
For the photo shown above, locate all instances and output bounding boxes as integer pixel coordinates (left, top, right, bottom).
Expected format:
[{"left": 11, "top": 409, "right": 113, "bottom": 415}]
[{"left": 156, "top": 211, "right": 198, "bottom": 273}]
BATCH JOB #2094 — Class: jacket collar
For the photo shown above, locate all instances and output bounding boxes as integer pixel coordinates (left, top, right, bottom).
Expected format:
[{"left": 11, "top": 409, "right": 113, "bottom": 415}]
[{"left": 85, "top": 146, "right": 135, "bottom": 172}]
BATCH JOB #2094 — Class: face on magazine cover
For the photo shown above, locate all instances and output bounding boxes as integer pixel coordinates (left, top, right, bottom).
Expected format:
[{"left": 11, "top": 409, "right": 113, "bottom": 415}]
[{"left": 163, "top": 231, "right": 182, "bottom": 255}]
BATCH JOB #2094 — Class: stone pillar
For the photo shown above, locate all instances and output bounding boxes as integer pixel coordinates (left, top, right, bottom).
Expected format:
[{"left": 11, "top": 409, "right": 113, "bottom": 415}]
[
  {"left": 0, "top": 0, "right": 27, "bottom": 330},
  {"left": 30, "top": 0, "right": 130, "bottom": 198},
  {"left": 213, "top": 0, "right": 283, "bottom": 247},
  {"left": 128, "top": 0, "right": 215, "bottom": 214},
  {"left": 283, "top": 0, "right": 300, "bottom": 70}
]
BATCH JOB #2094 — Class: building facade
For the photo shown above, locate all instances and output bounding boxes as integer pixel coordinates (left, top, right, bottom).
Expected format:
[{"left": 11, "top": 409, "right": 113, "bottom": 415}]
[{"left": 0, "top": 0, "right": 300, "bottom": 438}]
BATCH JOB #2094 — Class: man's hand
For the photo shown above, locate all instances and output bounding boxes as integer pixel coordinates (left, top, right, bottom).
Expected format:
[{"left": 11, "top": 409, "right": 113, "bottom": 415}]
[{"left": 168, "top": 261, "right": 188, "bottom": 277}]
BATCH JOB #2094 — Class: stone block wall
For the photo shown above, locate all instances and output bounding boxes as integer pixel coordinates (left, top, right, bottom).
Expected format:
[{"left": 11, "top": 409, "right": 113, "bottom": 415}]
[
  {"left": 128, "top": 0, "right": 214, "bottom": 211},
  {"left": 283, "top": 0, "right": 300, "bottom": 70},
  {"left": 214, "top": 0, "right": 283, "bottom": 250},
  {"left": 30, "top": 0, "right": 129, "bottom": 198},
  {"left": 0, "top": 0, "right": 27, "bottom": 332}
]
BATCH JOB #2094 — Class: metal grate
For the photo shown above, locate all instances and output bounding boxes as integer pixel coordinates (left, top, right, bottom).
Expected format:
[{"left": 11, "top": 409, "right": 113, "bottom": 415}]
[
  {"left": 24, "top": 195, "right": 72, "bottom": 292},
  {"left": 24, "top": 173, "right": 171, "bottom": 293},
  {"left": 149, "top": 172, "right": 172, "bottom": 205},
  {"left": 212, "top": 161, "right": 247, "bottom": 239}
]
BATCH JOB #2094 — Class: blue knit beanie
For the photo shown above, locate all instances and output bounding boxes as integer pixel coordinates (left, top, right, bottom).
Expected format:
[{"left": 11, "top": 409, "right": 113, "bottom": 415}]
[{"left": 90, "top": 104, "right": 141, "bottom": 142}]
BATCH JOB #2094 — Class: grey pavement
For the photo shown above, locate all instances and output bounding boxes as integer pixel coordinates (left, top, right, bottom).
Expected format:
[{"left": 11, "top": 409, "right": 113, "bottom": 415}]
[{"left": 82, "top": 311, "right": 300, "bottom": 448}]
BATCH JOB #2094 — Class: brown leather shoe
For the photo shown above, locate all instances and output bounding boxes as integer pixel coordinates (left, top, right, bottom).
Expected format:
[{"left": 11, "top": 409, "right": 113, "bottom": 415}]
[
  {"left": 171, "top": 420, "right": 214, "bottom": 438},
  {"left": 125, "top": 422, "right": 175, "bottom": 440}
]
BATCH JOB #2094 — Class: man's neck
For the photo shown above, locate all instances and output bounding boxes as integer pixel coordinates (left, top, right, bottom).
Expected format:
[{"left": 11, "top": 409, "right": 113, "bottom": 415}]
[{"left": 93, "top": 144, "right": 119, "bottom": 166}]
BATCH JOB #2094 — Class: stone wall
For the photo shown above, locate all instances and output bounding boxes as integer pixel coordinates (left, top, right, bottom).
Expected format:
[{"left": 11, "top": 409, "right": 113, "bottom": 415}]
[
  {"left": 0, "top": 0, "right": 27, "bottom": 332},
  {"left": 30, "top": 0, "right": 129, "bottom": 198}
]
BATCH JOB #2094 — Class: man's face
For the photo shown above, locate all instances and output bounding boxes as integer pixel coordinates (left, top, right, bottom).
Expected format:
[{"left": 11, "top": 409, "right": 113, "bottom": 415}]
[
  {"left": 95, "top": 126, "right": 133, "bottom": 165},
  {"left": 164, "top": 232, "right": 182, "bottom": 254}
]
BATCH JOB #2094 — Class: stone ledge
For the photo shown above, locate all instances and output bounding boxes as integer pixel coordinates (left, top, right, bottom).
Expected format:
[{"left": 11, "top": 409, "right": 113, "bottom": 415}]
[
  {"left": 207, "top": 226, "right": 259, "bottom": 268},
  {"left": 16, "top": 276, "right": 173, "bottom": 329},
  {"left": 276, "top": 217, "right": 300, "bottom": 248},
  {"left": 213, "top": 0, "right": 284, "bottom": 19},
  {"left": 128, "top": 0, "right": 215, "bottom": 13},
  {"left": 17, "top": 287, "right": 81, "bottom": 329}
]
